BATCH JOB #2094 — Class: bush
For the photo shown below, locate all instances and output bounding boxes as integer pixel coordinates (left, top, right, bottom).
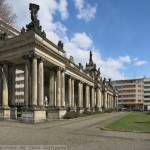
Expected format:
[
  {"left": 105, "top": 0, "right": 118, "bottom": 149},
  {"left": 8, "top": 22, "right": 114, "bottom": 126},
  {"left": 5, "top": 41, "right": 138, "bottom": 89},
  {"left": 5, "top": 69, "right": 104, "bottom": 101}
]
[
  {"left": 106, "top": 108, "right": 114, "bottom": 113},
  {"left": 63, "top": 111, "right": 82, "bottom": 119},
  {"left": 82, "top": 111, "right": 93, "bottom": 115}
]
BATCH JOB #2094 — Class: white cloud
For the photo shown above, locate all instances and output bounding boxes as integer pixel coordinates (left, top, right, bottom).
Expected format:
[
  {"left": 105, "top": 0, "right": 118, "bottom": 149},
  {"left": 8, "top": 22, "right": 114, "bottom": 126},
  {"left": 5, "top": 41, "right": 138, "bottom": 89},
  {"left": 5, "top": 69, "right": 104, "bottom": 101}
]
[
  {"left": 58, "top": 0, "right": 69, "bottom": 20},
  {"left": 134, "top": 60, "right": 148, "bottom": 66},
  {"left": 74, "top": 0, "right": 97, "bottom": 22},
  {"left": 71, "top": 32, "right": 93, "bottom": 49},
  {"left": 9, "top": 0, "right": 130, "bottom": 80}
]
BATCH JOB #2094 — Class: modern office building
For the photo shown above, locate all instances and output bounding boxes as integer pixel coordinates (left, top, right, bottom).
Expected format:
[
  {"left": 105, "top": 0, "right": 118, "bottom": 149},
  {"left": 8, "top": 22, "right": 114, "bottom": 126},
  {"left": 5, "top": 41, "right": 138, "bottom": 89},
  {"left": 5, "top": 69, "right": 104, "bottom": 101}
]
[
  {"left": 143, "top": 78, "right": 150, "bottom": 110},
  {"left": 112, "top": 78, "right": 144, "bottom": 110},
  {"left": 112, "top": 78, "right": 150, "bottom": 110}
]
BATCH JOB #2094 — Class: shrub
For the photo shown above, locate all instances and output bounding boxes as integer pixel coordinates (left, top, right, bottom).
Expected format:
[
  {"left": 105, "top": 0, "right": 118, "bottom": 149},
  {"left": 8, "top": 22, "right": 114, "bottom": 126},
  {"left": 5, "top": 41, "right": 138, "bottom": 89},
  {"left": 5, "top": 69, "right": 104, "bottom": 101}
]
[
  {"left": 63, "top": 111, "right": 82, "bottom": 119},
  {"left": 106, "top": 108, "right": 114, "bottom": 113}
]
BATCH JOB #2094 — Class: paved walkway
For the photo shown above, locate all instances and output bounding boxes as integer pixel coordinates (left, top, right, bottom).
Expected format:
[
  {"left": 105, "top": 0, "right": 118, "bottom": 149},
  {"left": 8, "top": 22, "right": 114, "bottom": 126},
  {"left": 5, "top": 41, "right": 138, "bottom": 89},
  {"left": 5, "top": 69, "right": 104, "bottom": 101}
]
[{"left": 0, "top": 112, "right": 150, "bottom": 150}]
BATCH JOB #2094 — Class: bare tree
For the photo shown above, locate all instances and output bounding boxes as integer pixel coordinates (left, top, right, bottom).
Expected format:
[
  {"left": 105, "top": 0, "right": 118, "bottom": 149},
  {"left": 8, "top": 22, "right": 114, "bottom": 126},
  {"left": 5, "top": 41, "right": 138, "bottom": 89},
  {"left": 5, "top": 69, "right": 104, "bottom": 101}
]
[{"left": 0, "top": 0, "right": 16, "bottom": 24}]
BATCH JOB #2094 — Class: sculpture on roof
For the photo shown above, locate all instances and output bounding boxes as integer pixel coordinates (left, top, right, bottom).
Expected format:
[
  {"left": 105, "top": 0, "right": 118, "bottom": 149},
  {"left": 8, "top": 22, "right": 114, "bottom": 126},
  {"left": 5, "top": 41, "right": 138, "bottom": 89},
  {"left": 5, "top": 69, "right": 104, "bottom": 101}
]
[
  {"left": 21, "top": 3, "right": 46, "bottom": 37},
  {"left": 97, "top": 68, "right": 100, "bottom": 77},
  {"left": 58, "top": 40, "right": 64, "bottom": 50},
  {"left": 89, "top": 51, "right": 93, "bottom": 64}
]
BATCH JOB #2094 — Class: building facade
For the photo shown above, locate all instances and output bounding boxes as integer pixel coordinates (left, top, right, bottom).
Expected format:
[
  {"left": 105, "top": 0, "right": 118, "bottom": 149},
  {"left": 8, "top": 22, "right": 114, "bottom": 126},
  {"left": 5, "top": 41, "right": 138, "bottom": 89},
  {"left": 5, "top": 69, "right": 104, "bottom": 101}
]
[
  {"left": 0, "top": 3, "right": 117, "bottom": 122},
  {"left": 144, "top": 78, "right": 150, "bottom": 110},
  {"left": 112, "top": 78, "right": 150, "bottom": 110}
]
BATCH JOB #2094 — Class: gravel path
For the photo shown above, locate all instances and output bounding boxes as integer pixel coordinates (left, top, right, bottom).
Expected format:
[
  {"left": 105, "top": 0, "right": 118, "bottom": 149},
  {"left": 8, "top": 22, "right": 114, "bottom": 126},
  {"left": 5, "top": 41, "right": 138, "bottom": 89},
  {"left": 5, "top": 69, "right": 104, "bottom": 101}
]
[{"left": 0, "top": 112, "right": 150, "bottom": 150}]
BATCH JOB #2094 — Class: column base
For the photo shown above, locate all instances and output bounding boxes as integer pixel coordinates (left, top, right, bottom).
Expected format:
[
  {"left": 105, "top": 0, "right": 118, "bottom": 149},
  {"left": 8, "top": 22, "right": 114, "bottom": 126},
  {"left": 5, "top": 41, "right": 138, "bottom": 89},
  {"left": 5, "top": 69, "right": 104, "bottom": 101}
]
[
  {"left": 47, "top": 107, "right": 66, "bottom": 119},
  {"left": 66, "top": 107, "right": 76, "bottom": 112},
  {"left": 76, "top": 107, "right": 84, "bottom": 114},
  {"left": 84, "top": 107, "right": 91, "bottom": 112},
  {"left": 21, "top": 107, "right": 46, "bottom": 123},
  {"left": 0, "top": 106, "right": 11, "bottom": 119},
  {"left": 90, "top": 107, "right": 95, "bottom": 112},
  {"left": 10, "top": 107, "right": 17, "bottom": 119}
]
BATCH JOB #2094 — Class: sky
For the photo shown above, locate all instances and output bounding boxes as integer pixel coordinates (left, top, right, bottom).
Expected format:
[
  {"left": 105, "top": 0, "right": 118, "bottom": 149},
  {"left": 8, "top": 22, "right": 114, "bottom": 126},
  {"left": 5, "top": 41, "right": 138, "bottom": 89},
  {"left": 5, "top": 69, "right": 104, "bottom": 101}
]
[{"left": 7, "top": 0, "right": 150, "bottom": 80}]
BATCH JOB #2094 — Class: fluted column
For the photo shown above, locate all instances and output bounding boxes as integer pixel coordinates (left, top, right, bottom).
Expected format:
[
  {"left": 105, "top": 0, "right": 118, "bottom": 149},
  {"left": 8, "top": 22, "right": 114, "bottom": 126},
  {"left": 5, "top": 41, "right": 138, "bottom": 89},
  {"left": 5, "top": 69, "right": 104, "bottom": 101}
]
[
  {"left": 71, "top": 78, "right": 74, "bottom": 107},
  {"left": 96, "top": 88, "right": 100, "bottom": 108},
  {"left": 38, "top": 59, "right": 44, "bottom": 107},
  {"left": 91, "top": 87, "right": 95, "bottom": 108},
  {"left": 0, "top": 65, "right": 2, "bottom": 106},
  {"left": 61, "top": 70, "right": 65, "bottom": 107},
  {"left": 24, "top": 60, "right": 30, "bottom": 107},
  {"left": 85, "top": 85, "right": 90, "bottom": 108},
  {"left": 49, "top": 70, "right": 55, "bottom": 107},
  {"left": 68, "top": 77, "right": 71, "bottom": 107},
  {"left": 78, "top": 81, "right": 83, "bottom": 108},
  {"left": 56, "top": 67, "right": 61, "bottom": 107},
  {"left": 8, "top": 64, "right": 16, "bottom": 106},
  {"left": 2, "top": 62, "right": 9, "bottom": 107},
  {"left": 31, "top": 56, "right": 37, "bottom": 106},
  {"left": 103, "top": 91, "right": 107, "bottom": 109}
]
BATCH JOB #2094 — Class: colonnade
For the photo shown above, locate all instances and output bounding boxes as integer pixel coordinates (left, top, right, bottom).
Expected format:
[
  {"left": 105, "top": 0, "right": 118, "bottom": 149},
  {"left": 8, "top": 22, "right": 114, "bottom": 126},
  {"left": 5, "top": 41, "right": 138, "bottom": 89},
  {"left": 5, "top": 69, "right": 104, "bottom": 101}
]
[{"left": 0, "top": 55, "right": 118, "bottom": 121}]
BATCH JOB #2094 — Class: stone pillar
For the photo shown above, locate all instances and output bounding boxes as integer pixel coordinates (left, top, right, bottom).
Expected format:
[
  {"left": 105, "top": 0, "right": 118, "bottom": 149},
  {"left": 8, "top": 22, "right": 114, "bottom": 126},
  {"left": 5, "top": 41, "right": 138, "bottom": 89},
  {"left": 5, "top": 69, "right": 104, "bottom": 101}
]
[
  {"left": 38, "top": 59, "right": 44, "bottom": 107},
  {"left": 8, "top": 64, "right": 16, "bottom": 107},
  {"left": 91, "top": 87, "right": 95, "bottom": 111},
  {"left": 71, "top": 78, "right": 74, "bottom": 108},
  {"left": 56, "top": 67, "right": 61, "bottom": 107},
  {"left": 103, "top": 91, "right": 107, "bottom": 109},
  {"left": 68, "top": 77, "right": 71, "bottom": 107},
  {"left": 61, "top": 70, "right": 65, "bottom": 107},
  {"left": 24, "top": 61, "right": 29, "bottom": 107},
  {"left": 49, "top": 70, "right": 55, "bottom": 107},
  {"left": 0, "top": 61, "right": 11, "bottom": 119},
  {"left": 0, "top": 65, "right": 2, "bottom": 106},
  {"left": 78, "top": 82, "right": 81, "bottom": 108},
  {"left": 85, "top": 85, "right": 90, "bottom": 109},
  {"left": 80, "top": 83, "right": 83, "bottom": 108},
  {"left": 96, "top": 88, "right": 100, "bottom": 108},
  {"left": 31, "top": 56, "right": 37, "bottom": 106},
  {"left": 107, "top": 94, "right": 111, "bottom": 109},
  {"left": 2, "top": 62, "right": 9, "bottom": 107}
]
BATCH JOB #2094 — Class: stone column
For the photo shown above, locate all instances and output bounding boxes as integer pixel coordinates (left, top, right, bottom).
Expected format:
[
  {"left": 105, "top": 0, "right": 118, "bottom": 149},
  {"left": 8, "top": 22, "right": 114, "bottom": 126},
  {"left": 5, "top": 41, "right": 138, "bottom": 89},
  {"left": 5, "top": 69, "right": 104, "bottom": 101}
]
[
  {"left": 107, "top": 94, "right": 110, "bottom": 109},
  {"left": 8, "top": 64, "right": 15, "bottom": 106},
  {"left": 2, "top": 62, "right": 9, "bottom": 107},
  {"left": 91, "top": 87, "right": 95, "bottom": 108},
  {"left": 71, "top": 78, "right": 74, "bottom": 108},
  {"left": 85, "top": 85, "right": 90, "bottom": 108},
  {"left": 0, "top": 65, "right": 2, "bottom": 106},
  {"left": 96, "top": 88, "right": 100, "bottom": 108},
  {"left": 103, "top": 91, "right": 107, "bottom": 109},
  {"left": 56, "top": 67, "right": 61, "bottom": 107},
  {"left": 38, "top": 59, "right": 44, "bottom": 107},
  {"left": 80, "top": 82, "right": 83, "bottom": 108},
  {"left": 116, "top": 96, "right": 118, "bottom": 108},
  {"left": 49, "top": 70, "right": 55, "bottom": 107},
  {"left": 68, "top": 77, "right": 71, "bottom": 107},
  {"left": 24, "top": 60, "right": 29, "bottom": 107},
  {"left": 61, "top": 70, "right": 65, "bottom": 107},
  {"left": 31, "top": 56, "right": 37, "bottom": 106},
  {"left": 78, "top": 82, "right": 81, "bottom": 108}
]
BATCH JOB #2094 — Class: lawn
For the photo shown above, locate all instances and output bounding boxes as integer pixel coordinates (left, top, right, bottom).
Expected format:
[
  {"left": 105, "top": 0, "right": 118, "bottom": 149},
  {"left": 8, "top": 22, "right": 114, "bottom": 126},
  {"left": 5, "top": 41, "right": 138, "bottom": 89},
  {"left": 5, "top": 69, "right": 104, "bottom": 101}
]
[{"left": 106, "top": 112, "right": 150, "bottom": 132}]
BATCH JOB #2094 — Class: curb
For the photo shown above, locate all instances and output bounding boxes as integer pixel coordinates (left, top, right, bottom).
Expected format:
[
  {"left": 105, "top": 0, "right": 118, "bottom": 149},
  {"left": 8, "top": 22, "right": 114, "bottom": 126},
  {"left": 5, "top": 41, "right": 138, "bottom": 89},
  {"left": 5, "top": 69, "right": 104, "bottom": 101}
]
[{"left": 98, "top": 127, "right": 150, "bottom": 134}]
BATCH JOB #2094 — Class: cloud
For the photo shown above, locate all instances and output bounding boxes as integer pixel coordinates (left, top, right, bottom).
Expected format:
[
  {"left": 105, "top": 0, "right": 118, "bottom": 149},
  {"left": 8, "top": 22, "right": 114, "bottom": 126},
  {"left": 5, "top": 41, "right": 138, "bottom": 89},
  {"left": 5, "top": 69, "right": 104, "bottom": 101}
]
[
  {"left": 58, "top": 0, "right": 69, "bottom": 20},
  {"left": 74, "top": 0, "right": 97, "bottom": 22},
  {"left": 9, "top": 0, "right": 129, "bottom": 80},
  {"left": 70, "top": 32, "right": 93, "bottom": 49},
  {"left": 134, "top": 60, "right": 148, "bottom": 66}
]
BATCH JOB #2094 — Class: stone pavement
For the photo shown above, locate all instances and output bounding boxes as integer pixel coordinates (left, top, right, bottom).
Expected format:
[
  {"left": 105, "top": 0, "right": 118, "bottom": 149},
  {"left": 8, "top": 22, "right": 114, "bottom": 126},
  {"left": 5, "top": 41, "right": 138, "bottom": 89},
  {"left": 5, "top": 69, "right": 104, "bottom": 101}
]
[{"left": 0, "top": 112, "right": 150, "bottom": 150}]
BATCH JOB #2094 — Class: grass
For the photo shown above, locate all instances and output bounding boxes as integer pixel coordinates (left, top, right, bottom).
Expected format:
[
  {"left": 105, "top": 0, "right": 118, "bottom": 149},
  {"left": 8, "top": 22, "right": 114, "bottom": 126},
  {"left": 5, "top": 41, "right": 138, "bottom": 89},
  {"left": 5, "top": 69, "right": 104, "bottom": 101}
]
[{"left": 106, "top": 112, "right": 150, "bottom": 132}]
